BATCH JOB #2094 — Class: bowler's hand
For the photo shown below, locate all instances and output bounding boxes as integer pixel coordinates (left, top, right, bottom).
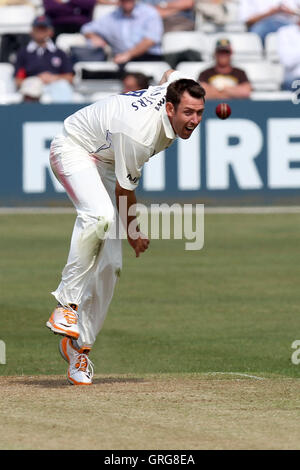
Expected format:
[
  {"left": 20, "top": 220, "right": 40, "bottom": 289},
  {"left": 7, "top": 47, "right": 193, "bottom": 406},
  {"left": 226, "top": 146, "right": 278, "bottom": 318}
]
[{"left": 128, "top": 233, "right": 150, "bottom": 257}]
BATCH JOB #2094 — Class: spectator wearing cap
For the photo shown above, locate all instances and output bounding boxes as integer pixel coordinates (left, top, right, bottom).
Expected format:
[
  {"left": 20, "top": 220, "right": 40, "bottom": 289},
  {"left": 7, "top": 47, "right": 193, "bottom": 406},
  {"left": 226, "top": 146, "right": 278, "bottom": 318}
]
[
  {"left": 43, "top": 0, "right": 98, "bottom": 41},
  {"left": 198, "top": 39, "right": 252, "bottom": 99},
  {"left": 239, "top": 0, "right": 300, "bottom": 45},
  {"left": 81, "top": 0, "right": 163, "bottom": 65},
  {"left": 14, "top": 16, "right": 74, "bottom": 102}
]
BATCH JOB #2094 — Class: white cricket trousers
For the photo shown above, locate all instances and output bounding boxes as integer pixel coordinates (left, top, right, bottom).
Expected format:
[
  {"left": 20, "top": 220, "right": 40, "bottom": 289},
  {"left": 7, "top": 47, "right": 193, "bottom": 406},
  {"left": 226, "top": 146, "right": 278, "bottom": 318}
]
[{"left": 49, "top": 133, "right": 122, "bottom": 349}]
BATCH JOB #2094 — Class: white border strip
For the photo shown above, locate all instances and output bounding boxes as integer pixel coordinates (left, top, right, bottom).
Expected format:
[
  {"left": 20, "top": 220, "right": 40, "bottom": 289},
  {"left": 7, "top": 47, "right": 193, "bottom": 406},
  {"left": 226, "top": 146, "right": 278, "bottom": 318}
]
[
  {"left": 1, "top": 206, "right": 300, "bottom": 215},
  {"left": 204, "top": 372, "right": 265, "bottom": 380}
]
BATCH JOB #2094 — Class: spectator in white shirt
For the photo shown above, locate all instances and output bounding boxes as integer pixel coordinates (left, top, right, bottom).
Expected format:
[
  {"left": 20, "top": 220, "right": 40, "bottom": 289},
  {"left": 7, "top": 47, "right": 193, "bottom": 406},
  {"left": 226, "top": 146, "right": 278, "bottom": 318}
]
[
  {"left": 277, "top": 18, "right": 300, "bottom": 89},
  {"left": 239, "top": 0, "right": 300, "bottom": 45}
]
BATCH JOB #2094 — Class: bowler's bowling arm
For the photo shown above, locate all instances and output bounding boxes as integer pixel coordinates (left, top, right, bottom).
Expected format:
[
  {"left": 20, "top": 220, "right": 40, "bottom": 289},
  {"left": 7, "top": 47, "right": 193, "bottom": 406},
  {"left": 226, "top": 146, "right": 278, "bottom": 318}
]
[
  {"left": 115, "top": 180, "right": 138, "bottom": 236},
  {"left": 159, "top": 69, "right": 176, "bottom": 85},
  {"left": 115, "top": 180, "right": 150, "bottom": 257}
]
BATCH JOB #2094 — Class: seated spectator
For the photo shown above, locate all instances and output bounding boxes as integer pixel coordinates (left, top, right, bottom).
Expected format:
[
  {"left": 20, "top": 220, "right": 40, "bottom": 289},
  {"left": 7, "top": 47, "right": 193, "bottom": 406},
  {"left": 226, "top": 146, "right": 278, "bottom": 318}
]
[
  {"left": 142, "top": 0, "right": 195, "bottom": 32},
  {"left": 195, "top": 0, "right": 238, "bottom": 27},
  {"left": 277, "top": 17, "right": 300, "bottom": 90},
  {"left": 81, "top": 0, "right": 163, "bottom": 65},
  {"left": 121, "top": 72, "right": 150, "bottom": 92},
  {"left": 198, "top": 38, "right": 252, "bottom": 99},
  {"left": 14, "top": 15, "right": 74, "bottom": 102},
  {"left": 43, "top": 0, "right": 97, "bottom": 41},
  {"left": 239, "top": 0, "right": 300, "bottom": 45}
]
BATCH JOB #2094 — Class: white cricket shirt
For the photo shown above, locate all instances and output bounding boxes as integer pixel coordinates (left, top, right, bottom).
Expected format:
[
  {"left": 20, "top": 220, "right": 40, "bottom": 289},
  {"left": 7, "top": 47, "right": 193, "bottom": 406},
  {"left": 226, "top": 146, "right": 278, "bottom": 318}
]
[{"left": 63, "top": 72, "right": 186, "bottom": 190}]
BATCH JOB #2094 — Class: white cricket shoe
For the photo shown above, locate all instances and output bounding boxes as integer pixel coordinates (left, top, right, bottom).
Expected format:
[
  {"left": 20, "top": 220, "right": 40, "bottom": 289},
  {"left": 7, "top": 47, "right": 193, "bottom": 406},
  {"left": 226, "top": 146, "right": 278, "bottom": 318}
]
[
  {"left": 46, "top": 304, "right": 80, "bottom": 340},
  {"left": 59, "top": 337, "right": 94, "bottom": 386}
]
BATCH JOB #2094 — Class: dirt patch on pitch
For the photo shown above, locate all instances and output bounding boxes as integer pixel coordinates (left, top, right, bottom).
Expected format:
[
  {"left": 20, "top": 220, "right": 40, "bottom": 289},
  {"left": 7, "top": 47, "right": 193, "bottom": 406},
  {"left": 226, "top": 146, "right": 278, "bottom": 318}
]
[{"left": 0, "top": 374, "right": 300, "bottom": 450}]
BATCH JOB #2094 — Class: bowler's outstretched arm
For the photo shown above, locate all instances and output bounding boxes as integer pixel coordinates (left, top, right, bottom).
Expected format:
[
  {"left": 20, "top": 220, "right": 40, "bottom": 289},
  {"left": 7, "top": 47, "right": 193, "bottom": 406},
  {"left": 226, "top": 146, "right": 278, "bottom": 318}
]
[{"left": 115, "top": 180, "right": 150, "bottom": 257}]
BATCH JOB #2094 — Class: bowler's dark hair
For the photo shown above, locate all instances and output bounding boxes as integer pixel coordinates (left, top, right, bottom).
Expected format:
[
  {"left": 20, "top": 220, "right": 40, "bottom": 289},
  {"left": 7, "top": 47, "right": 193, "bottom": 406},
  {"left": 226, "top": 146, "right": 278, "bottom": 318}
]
[{"left": 166, "top": 79, "right": 206, "bottom": 109}]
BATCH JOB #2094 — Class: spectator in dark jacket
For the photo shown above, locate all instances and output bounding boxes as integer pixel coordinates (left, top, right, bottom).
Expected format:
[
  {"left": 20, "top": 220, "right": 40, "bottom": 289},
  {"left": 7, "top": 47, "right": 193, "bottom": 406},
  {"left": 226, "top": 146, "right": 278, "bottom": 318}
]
[
  {"left": 15, "top": 15, "right": 74, "bottom": 102},
  {"left": 43, "top": 0, "right": 97, "bottom": 40}
]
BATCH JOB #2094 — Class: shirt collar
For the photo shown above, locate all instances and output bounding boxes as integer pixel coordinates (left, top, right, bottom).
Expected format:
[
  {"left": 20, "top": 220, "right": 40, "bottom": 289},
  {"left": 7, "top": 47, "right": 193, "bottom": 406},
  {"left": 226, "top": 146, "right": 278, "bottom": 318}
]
[
  {"left": 27, "top": 39, "right": 56, "bottom": 54},
  {"left": 162, "top": 107, "right": 176, "bottom": 140}
]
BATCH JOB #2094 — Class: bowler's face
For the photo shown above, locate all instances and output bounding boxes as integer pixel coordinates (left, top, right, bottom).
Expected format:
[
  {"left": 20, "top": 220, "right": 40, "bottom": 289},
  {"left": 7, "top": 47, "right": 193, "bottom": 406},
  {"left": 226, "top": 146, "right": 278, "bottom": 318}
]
[{"left": 166, "top": 91, "right": 205, "bottom": 139}]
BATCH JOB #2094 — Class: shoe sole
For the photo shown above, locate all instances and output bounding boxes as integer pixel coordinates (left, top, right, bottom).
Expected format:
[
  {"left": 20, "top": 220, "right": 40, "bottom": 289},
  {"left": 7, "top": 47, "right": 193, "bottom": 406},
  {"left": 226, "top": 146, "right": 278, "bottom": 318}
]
[{"left": 46, "top": 321, "right": 79, "bottom": 340}]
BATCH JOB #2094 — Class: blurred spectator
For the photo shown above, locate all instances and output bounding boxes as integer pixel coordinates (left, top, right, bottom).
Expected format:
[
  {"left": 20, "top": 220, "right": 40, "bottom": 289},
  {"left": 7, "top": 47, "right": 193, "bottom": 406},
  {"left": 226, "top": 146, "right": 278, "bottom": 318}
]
[
  {"left": 43, "top": 0, "right": 97, "bottom": 41},
  {"left": 121, "top": 72, "right": 150, "bottom": 92},
  {"left": 19, "top": 75, "right": 43, "bottom": 101},
  {"left": 239, "top": 0, "right": 300, "bottom": 45},
  {"left": 198, "top": 38, "right": 251, "bottom": 99},
  {"left": 14, "top": 15, "right": 74, "bottom": 102},
  {"left": 142, "top": 0, "right": 195, "bottom": 32},
  {"left": 277, "top": 17, "right": 300, "bottom": 89},
  {"left": 81, "top": 0, "right": 163, "bottom": 65},
  {"left": 195, "top": 0, "right": 237, "bottom": 27}
]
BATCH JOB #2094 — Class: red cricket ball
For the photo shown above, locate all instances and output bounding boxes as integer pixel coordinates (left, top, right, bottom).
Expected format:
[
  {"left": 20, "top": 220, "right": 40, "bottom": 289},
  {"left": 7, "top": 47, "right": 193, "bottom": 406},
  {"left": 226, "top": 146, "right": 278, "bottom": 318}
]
[{"left": 215, "top": 103, "right": 231, "bottom": 120}]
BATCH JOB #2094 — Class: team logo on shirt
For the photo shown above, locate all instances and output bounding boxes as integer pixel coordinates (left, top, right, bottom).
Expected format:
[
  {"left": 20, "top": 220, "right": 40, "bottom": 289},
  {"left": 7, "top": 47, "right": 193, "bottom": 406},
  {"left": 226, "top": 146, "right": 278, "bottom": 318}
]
[
  {"left": 127, "top": 173, "right": 139, "bottom": 184},
  {"left": 121, "top": 87, "right": 166, "bottom": 112},
  {"left": 154, "top": 97, "right": 166, "bottom": 111},
  {"left": 51, "top": 56, "right": 62, "bottom": 68}
]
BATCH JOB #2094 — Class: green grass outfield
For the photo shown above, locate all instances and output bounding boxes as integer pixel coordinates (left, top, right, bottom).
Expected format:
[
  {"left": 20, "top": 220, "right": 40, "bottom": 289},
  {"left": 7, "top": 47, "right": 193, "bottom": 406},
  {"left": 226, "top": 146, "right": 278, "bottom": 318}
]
[{"left": 0, "top": 212, "right": 299, "bottom": 378}]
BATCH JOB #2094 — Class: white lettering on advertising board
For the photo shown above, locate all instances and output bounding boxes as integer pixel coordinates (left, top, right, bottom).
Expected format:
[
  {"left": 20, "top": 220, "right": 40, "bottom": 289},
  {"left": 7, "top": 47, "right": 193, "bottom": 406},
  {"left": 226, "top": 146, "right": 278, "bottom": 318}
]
[
  {"left": 23, "top": 122, "right": 65, "bottom": 193},
  {"left": 22, "top": 118, "right": 300, "bottom": 193}
]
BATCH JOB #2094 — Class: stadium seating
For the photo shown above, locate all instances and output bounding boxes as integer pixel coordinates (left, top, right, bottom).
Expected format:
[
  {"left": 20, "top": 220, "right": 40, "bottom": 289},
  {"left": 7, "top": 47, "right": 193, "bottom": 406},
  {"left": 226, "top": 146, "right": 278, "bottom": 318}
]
[
  {"left": 177, "top": 59, "right": 283, "bottom": 92},
  {"left": 265, "top": 32, "right": 280, "bottom": 63},
  {"left": 0, "top": 63, "right": 15, "bottom": 94},
  {"left": 208, "top": 32, "right": 263, "bottom": 62},
  {"left": 73, "top": 61, "right": 122, "bottom": 95},
  {"left": 237, "top": 61, "right": 284, "bottom": 91},
  {"left": 124, "top": 61, "right": 171, "bottom": 84},
  {"left": 162, "top": 31, "right": 210, "bottom": 61},
  {"left": 0, "top": 5, "right": 35, "bottom": 35},
  {"left": 176, "top": 61, "right": 213, "bottom": 81},
  {"left": 55, "top": 33, "right": 87, "bottom": 54}
]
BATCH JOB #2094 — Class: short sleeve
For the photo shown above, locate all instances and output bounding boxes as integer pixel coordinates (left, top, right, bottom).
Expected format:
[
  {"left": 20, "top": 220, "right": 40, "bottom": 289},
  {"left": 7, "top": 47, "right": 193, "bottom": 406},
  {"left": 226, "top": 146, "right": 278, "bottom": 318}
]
[
  {"left": 237, "top": 69, "right": 249, "bottom": 84},
  {"left": 198, "top": 69, "right": 212, "bottom": 83},
  {"left": 111, "top": 133, "right": 152, "bottom": 190}
]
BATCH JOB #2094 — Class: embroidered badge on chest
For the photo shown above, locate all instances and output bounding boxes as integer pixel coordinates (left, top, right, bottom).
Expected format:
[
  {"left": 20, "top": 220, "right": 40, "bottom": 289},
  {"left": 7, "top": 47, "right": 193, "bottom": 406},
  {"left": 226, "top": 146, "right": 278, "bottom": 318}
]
[{"left": 51, "top": 56, "right": 62, "bottom": 67}]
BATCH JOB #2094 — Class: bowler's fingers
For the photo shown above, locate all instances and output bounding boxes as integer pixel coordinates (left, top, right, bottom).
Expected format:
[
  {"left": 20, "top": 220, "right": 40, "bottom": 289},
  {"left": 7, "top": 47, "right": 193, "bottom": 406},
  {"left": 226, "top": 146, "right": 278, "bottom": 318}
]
[{"left": 135, "top": 237, "right": 150, "bottom": 257}]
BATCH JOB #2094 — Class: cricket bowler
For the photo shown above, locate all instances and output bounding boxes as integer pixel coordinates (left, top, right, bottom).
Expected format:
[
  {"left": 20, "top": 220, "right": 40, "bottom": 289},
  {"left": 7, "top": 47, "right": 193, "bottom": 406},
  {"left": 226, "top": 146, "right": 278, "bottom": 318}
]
[{"left": 46, "top": 69, "right": 206, "bottom": 385}]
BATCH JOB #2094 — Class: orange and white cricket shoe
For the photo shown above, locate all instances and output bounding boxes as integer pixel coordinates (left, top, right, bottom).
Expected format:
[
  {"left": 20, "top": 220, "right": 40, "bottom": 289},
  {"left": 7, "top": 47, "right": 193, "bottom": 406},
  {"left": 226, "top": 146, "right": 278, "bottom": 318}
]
[
  {"left": 46, "top": 304, "right": 80, "bottom": 340},
  {"left": 59, "top": 337, "right": 94, "bottom": 386}
]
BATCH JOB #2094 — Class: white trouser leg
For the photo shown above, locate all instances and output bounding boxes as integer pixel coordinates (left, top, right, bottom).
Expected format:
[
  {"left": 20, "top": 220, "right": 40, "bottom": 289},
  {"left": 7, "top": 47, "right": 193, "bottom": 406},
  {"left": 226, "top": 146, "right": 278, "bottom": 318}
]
[{"left": 50, "top": 135, "right": 122, "bottom": 349}]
